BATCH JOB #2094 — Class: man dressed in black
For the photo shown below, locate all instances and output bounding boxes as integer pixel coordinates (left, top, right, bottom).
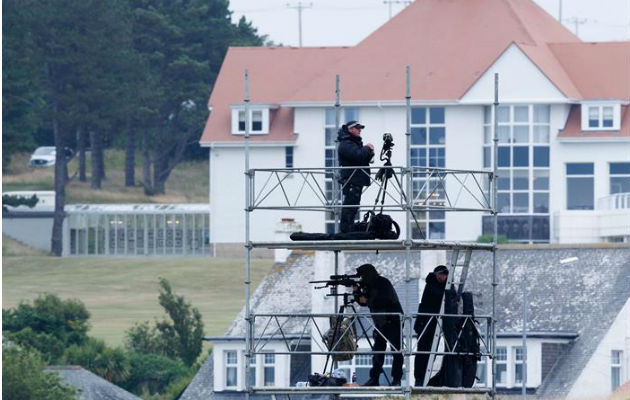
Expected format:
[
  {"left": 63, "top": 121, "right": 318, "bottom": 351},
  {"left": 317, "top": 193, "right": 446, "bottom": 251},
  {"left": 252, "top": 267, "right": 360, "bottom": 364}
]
[
  {"left": 337, "top": 121, "right": 374, "bottom": 233},
  {"left": 354, "top": 263, "right": 403, "bottom": 386},
  {"left": 414, "top": 265, "right": 448, "bottom": 386}
]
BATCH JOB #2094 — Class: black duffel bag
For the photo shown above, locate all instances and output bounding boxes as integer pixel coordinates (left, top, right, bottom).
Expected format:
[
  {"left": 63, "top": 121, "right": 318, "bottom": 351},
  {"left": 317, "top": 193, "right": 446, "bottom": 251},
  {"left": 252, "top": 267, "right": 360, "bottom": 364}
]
[{"left": 352, "top": 211, "right": 400, "bottom": 240}]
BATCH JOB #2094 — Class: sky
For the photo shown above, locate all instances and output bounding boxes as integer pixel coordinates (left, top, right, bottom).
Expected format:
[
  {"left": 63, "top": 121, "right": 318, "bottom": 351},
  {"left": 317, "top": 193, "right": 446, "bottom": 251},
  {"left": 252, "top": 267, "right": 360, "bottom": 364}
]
[{"left": 229, "top": 0, "right": 630, "bottom": 47}]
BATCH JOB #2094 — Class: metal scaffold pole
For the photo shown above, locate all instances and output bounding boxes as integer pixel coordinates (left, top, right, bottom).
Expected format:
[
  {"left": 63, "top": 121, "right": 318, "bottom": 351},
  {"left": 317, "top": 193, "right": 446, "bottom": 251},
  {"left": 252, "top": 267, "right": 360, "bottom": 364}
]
[
  {"left": 333, "top": 75, "right": 341, "bottom": 369},
  {"left": 244, "top": 69, "right": 252, "bottom": 399},
  {"left": 491, "top": 72, "right": 499, "bottom": 400},
  {"left": 404, "top": 65, "right": 412, "bottom": 399}
]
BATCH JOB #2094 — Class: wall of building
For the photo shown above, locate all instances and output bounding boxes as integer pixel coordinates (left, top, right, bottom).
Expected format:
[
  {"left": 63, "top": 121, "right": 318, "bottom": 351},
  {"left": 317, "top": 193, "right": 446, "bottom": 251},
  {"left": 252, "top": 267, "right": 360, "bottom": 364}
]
[
  {"left": 211, "top": 341, "right": 290, "bottom": 392},
  {"left": 551, "top": 141, "right": 630, "bottom": 243},
  {"left": 568, "top": 298, "right": 630, "bottom": 399},
  {"left": 2, "top": 215, "right": 54, "bottom": 251}
]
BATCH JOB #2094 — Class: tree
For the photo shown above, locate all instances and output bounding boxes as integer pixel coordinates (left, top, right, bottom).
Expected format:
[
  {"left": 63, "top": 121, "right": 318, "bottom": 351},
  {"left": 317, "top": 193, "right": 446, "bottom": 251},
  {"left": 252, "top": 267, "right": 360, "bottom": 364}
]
[
  {"left": 2, "top": 344, "right": 76, "bottom": 400},
  {"left": 130, "top": 0, "right": 265, "bottom": 194},
  {"left": 1, "top": 0, "right": 45, "bottom": 168},
  {"left": 125, "top": 278, "right": 204, "bottom": 366},
  {"left": 2, "top": 293, "right": 91, "bottom": 350}
]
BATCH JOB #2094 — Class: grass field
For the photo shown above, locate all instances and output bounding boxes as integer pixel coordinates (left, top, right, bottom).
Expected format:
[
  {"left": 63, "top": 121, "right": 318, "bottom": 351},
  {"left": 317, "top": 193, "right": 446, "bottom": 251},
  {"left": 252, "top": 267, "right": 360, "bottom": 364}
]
[
  {"left": 2, "top": 236, "right": 271, "bottom": 346},
  {"left": 3, "top": 150, "right": 208, "bottom": 204}
]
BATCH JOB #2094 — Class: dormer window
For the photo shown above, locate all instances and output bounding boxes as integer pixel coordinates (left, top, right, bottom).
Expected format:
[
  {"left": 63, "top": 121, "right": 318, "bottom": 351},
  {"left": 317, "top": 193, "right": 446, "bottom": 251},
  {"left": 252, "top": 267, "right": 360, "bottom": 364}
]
[
  {"left": 582, "top": 103, "right": 620, "bottom": 131},
  {"left": 231, "top": 106, "right": 270, "bottom": 135}
]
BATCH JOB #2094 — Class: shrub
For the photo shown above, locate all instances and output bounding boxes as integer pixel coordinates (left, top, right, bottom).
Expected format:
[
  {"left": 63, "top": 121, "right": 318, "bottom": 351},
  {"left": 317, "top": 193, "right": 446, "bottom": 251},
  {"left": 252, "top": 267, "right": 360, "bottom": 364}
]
[
  {"left": 63, "top": 337, "right": 130, "bottom": 384},
  {"left": 476, "top": 234, "right": 508, "bottom": 244},
  {"left": 122, "top": 352, "right": 188, "bottom": 395},
  {"left": 3, "top": 344, "right": 76, "bottom": 400}
]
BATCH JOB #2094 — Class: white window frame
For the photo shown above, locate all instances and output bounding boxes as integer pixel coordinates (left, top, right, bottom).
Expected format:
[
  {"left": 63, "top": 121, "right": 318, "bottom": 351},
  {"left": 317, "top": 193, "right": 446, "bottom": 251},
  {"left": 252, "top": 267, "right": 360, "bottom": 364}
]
[
  {"left": 410, "top": 106, "right": 446, "bottom": 239},
  {"left": 513, "top": 346, "right": 524, "bottom": 385},
  {"left": 581, "top": 103, "right": 621, "bottom": 131},
  {"left": 611, "top": 350, "right": 623, "bottom": 391},
  {"left": 496, "top": 346, "right": 508, "bottom": 387},
  {"left": 224, "top": 350, "right": 239, "bottom": 389},
  {"left": 609, "top": 162, "right": 630, "bottom": 195},
  {"left": 566, "top": 162, "right": 595, "bottom": 210},
  {"left": 263, "top": 351, "right": 276, "bottom": 387},
  {"left": 231, "top": 107, "right": 270, "bottom": 134},
  {"left": 484, "top": 105, "right": 550, "bottom": 216}
]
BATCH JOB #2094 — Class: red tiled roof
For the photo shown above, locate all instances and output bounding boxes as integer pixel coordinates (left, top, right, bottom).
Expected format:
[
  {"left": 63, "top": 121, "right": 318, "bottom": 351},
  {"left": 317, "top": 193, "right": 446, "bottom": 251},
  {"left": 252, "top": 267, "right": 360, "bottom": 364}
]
[
  {"left": 549, "top": 42, "right": 630, "bottom": 100},
  {"left": 202, "top": 46, "right": 348, "bottom": 144},
  {"left": 200, "top": 0, "right": 629, "bottom": 144},
  {"left": 558, "top": 105, "right": 630, "bottom": 139}
]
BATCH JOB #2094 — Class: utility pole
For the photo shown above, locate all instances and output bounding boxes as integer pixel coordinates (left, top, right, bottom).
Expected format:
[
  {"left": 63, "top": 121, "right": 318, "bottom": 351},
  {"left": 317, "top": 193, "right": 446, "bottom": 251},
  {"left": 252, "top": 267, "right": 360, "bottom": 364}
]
[
  {"left": 558, "top": 0, "right": 562, "bottom": 22},
  {"left": 383, "top": 0, "right": 412, "bottom": 19},
  {"left": 564, "top": 17, "right": 587, "bottom": 37},
  {"left": 287, "top": 2, "right": 312, "bottom": 47}
]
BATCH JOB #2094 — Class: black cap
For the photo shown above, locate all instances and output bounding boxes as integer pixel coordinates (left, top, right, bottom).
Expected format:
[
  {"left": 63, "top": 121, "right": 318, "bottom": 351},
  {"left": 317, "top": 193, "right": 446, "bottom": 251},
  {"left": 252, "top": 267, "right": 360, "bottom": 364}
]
[
  {"left": 346, "top": 120, "right": 365, "bottom": 130},
  {"left": 433, "top": 265, "right": 449, "bottom": 275}
]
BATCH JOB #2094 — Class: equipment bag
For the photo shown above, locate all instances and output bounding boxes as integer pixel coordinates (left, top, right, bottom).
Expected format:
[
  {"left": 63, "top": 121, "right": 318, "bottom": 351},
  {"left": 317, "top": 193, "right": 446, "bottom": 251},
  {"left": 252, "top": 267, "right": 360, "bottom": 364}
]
[
  {"left": 351, "top": 211, "right": 400, "bottom": 239},
  {"left": 324, "top": 315, "right": 358, "bottom": 361}
]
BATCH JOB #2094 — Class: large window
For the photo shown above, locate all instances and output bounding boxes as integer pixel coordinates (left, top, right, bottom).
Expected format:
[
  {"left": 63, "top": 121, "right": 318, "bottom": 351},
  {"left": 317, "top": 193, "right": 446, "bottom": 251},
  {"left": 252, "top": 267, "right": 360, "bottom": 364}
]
[
  {"left": 476, "top": 358, "right": 487, "bottom": 386},
  {"left": 514, "top": 346, "right": 524, "bottom": 385},
  {"left": 496, "top": 347, "right": 507, "bottom": 386},
  {"left": 567, "top": 163, "right": 594, "bottom": 210},
  {"left": 410, "top": 107, "right": 446, "bottom": 239},
  {"left": 263, "top": 352, "right": 275, "bottom": 386},
  {"left": 611, "top": 350, "right": 623, "bottom": 391},
  {"left": 225, "top": 350, "right": 238, "bottom": 388},
  {"left": 483, "top": 105, "right": 550, "bottom": 242},
  {"left": 324, "top": 107, "right": 358, "bottom": 233},
  {"left": 610, "top": 163, "right": 630, "bottom": 194}
]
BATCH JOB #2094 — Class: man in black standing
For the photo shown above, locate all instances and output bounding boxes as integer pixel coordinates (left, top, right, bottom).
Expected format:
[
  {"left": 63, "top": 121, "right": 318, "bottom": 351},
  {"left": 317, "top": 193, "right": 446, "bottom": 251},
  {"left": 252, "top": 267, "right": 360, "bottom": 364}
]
[
  {"left": 354, "top": 263, "right": 403, "bottom": 386},
  {"left": 337, "top": 121, "right": 374, "bottom": 233},
  {"left": 414, "top": 265, "right": 448, "bottom": 386}
]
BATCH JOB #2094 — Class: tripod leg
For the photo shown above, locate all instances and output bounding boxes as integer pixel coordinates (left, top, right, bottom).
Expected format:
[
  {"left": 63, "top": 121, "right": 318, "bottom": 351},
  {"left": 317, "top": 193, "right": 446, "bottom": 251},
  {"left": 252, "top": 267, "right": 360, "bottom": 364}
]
[{"left": 323, "top": 305, "right": 345, "bottom": 374}]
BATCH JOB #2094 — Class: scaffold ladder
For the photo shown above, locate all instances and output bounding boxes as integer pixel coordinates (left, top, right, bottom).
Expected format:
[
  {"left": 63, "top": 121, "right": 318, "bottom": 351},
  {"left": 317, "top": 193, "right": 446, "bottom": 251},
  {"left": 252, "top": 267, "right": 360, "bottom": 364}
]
[{"left": 423, "top": 248, "right": 473, "bottom": 386}]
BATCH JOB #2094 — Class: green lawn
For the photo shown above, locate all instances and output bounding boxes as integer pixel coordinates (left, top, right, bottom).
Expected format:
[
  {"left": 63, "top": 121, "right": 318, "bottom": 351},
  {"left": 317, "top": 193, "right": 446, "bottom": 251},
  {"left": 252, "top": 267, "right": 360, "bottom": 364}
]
[
  {"left": 3, "top": 150, "right": 208, "bottom": 204},
  {"left": 3, "top": 236, "right": 271, "bottom": 346}
]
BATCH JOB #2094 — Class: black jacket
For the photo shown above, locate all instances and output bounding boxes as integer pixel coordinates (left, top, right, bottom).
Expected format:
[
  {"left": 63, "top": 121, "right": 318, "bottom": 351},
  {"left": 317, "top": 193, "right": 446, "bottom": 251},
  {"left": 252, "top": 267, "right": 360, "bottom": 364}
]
[
  {"left": 359, "top": 266, "right": 403, "bottom": 327},
  {"left": 337, "top": 129, "right": 373, "bottom": 187},
  {"left": 414, "top": 272, "right": 447, "bottom": 334}
]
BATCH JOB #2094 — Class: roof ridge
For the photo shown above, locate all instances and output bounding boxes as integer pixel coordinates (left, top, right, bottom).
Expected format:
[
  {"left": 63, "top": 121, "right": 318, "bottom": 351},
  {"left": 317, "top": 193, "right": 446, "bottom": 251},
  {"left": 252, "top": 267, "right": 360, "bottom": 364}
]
[{"left": 504, "top": 0, "right": 537, "bottom": 46}]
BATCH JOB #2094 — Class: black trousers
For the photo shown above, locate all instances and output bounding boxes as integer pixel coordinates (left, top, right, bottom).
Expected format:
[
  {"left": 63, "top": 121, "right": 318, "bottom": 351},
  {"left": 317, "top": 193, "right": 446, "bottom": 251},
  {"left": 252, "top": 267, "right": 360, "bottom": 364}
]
[
  {"left": 370, "top": 318, "right": 403, "bottom": 382},
  {"left": 340, "top": 184, "right": 362, "bottom": 233},
  {"left": 414, "top": 318, "right": 438, "bottom": 385}
]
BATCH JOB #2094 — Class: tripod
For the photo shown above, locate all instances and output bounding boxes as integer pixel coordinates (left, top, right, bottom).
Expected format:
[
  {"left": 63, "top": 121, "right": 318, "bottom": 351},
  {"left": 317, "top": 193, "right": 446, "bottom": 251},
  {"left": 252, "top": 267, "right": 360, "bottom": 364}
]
[
  {"left": 367, "top": 136, "right": 425, "bottom": 238},
  {"left": 322, "top": 292, "right": 393, "bottom": 386}
]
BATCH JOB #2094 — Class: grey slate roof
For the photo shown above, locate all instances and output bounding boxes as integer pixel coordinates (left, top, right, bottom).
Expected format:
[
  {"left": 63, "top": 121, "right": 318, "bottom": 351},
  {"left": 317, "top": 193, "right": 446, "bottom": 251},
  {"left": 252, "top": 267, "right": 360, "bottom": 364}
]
[
  {"left": 190, "top": 246, "right": 629, "bottom": 400},
  {"left": 462, "top": 247, "right": 630, "bottom": 398},
  {"left": 225, "top": 251, "right": 422, "bottom": 337},
  {"left": 45, "top": 366, "right": 141, "bottom": 400}
]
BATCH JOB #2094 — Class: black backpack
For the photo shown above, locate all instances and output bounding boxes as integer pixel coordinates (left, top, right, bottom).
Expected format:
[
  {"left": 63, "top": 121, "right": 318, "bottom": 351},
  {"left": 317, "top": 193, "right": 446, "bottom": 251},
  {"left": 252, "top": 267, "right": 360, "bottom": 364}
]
[{"left": 352, "top": 211, "right": 400, "bottom": 239}]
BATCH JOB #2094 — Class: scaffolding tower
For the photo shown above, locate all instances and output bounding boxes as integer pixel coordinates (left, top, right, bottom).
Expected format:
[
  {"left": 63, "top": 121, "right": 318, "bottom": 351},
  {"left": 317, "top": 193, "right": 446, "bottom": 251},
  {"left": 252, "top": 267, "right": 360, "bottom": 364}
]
[{"left": 240, "top": 68, "right": 500, "bottom": 399}]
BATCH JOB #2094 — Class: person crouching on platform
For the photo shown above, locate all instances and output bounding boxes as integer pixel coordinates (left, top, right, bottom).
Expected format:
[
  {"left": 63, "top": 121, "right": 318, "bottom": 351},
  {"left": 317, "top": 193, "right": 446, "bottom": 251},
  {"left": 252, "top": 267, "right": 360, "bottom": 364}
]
[
  {"left": 337, "top": 121, "right": 374, "bottom": 233},
  {"left": 353, "top": 263, "right": 404, "bottom": 386},
  {"left": 414, "top": 265, "right": 448, "bottom": 386}
]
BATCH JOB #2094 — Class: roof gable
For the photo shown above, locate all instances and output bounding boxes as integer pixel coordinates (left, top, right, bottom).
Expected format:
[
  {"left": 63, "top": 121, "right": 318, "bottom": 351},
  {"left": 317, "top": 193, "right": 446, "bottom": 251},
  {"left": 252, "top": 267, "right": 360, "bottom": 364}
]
[{"left": 461, "top": 42, "right": 569, "bottom": 103}]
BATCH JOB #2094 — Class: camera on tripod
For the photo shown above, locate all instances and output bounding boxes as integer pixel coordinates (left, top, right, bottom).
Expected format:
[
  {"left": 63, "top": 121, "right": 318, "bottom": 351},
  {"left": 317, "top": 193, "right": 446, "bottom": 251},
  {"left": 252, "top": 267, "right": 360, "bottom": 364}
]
[{"left": 382, "top": 132, "right": 394, "bottom": 152}]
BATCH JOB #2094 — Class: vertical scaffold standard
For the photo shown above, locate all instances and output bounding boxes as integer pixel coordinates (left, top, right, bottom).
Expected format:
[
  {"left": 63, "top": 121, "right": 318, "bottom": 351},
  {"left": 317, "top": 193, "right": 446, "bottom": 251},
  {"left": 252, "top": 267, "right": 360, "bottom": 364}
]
[{"left": 240, "top": 68, "right": 500, "bottom": 399}]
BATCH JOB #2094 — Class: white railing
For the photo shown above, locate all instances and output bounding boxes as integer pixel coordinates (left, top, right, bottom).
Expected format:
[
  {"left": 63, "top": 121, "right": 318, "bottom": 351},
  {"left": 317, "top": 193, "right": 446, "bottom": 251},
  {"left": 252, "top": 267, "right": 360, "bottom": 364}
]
[{"left": 598, "top": 192, "right": 630, "bottom": 210}]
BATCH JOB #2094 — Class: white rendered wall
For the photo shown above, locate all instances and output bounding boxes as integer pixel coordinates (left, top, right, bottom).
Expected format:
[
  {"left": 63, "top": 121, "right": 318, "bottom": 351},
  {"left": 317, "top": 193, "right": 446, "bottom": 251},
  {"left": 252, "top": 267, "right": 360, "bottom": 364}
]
[
  {"left": 461, "top": 44, "right": 567, "bottom": 104},
  {"left": 568, "top": 299, "right": 630, "bottom": 399},
  {"left": 444, "top": 105, "right": 485, "bottom": 240},
  {"left": 550, "top": 141, "right": 630, "bottom": 243},
  {"left": 212, "top": 341, "right": 290, "bottom": 391}
]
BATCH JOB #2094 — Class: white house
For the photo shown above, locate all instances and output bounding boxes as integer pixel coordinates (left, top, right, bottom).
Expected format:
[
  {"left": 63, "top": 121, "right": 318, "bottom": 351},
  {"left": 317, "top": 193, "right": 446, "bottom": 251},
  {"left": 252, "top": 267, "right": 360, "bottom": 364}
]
[
  {"left": 199, "top": 0, "right": 630, "bottom": 255},
  {"left": 180, "top": 246, "right": 630, "bottom": 399}
]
